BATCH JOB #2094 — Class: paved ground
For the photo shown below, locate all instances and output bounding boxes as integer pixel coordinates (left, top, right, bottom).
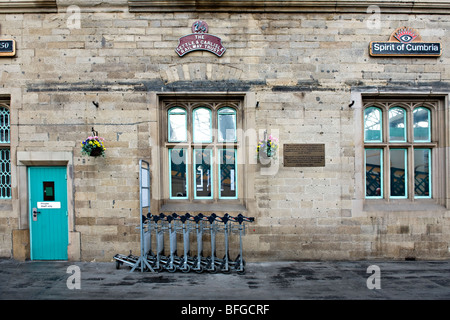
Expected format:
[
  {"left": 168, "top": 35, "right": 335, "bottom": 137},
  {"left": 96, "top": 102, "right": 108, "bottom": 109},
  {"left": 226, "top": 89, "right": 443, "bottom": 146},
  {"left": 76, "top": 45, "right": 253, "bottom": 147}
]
[{"left": 0, "top": 258, "right": 449, "bottom": 302}]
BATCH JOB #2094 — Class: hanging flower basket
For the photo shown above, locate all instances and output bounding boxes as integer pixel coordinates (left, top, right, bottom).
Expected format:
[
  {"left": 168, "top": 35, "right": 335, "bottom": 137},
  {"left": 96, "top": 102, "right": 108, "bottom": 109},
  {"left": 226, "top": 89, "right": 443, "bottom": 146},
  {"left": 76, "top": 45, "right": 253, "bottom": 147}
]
[
  {"left": 81, "top": 136, "right": 106, "bottom": 157},
  {"left": 257, "top": 134, "right": 279, "bottom": 162}
]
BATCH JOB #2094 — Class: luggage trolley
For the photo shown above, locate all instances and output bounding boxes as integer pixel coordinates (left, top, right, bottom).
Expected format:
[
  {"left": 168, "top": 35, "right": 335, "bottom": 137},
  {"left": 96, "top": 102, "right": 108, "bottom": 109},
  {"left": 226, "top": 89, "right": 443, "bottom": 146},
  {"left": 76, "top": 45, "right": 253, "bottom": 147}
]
[
  {"left": 148, "top": 213, "right": 165, "bottom": 272},
  {"left": 114, "top": 160, "right": 155, "bottom": 272},
  {"left": 217, "top": 213, "right": 233, "bottom": 273},
  {"left": 178, "top": 213, "right": 193, "bottom": 273},
  {"left": 114, "top": 190, "right": 256, "bottom": 274},
  {"left": 113, "top": 251, "right": 139, "bottom": 269},
  {"left": 204, "top": 213, "right": 220, "bottom": 273},
  {"left": 230, "top": 214, "right": 254, "bottom": 274},
  {"left": 191, "top": 213, "right": 206, "bottom": 273},
  {"left": 162, "top": 214, "right": 178, "bottom": 272}
]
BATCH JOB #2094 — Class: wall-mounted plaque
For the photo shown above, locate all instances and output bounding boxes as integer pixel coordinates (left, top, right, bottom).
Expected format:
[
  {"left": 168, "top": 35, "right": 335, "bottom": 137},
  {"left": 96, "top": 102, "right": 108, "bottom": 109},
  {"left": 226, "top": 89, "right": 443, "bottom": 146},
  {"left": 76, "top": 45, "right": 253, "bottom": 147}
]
[
  {"left": 175, "top": 20, "right": 226, "bottom": 57},
  {"left": 0, "top": 39, "right": 16, "bottom": 57},
  {"left": 370, "top": 27, "right": 441, "bottom": 57},
  {"left": 283, "top": 144, "right": 325, "bottom": 167}
]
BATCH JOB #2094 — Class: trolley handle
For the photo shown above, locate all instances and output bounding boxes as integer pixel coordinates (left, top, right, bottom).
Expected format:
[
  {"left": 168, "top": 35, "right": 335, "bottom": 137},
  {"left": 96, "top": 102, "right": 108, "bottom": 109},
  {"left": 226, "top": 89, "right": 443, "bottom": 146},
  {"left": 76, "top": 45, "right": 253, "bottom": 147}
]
[
  {"left": 180, "top": 213, "right": 190, "bottom": 223},
  {"left": 220, "top": 213, "right": 231, "bottom": 224},
  {"left": 236, "top": 213, "right": 255, "bottom": 224},
  {"left": 207, "top": 213, "right": 217, "bottom": 224},
  {"left": 193, "top": 213, "right": 206, "bottom": 223}
]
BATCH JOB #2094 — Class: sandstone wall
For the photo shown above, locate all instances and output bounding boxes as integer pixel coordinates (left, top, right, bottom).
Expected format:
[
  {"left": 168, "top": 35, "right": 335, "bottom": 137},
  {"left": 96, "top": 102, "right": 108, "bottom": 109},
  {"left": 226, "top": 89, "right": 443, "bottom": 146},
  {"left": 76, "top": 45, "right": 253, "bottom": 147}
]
[{"left": 0, "top": 2, "right": 449, "bottom": 261}]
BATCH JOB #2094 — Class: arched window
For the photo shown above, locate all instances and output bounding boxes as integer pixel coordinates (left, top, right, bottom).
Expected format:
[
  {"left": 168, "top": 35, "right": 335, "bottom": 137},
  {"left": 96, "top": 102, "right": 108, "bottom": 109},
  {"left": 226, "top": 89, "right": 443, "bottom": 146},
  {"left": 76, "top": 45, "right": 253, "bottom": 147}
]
[
  {"left": 413, "top": 107, "right": 431, "bottom": 142},
  {"left": 218, "top": 107, "right": 237, "bottom": 142},
  {"left": 168, "top": 107, "right": 187, "bottom": 142},
  {"left": 163, "top": 99, "right": 242, "bottom": 205},
  {"left": 193, "top": 107, "right": 212, "bottom": 143},
  {"left": 389, "top": 107, "right": 406, "bottom": 142},
  {"left": 363, "top": 101, "right": 437, "bottom": 201},
  {"left": 364, "top": 107, "right": 382, "bottom": 142}
]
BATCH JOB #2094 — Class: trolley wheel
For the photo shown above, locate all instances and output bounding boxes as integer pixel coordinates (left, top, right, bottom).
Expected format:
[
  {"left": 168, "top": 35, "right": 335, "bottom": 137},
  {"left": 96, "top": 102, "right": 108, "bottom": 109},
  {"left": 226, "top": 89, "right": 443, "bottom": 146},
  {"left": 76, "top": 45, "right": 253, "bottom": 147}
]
[
  {"left": 166, "top": 265, "right": 177, "bottom": 273},
  {"left": 220, "top": 263, "right": 231, "bottom": 274},
  {"left": 209, "top": 264, "right": 218, "bottom": 274},
  {"left": 115, "top": 260, "right": 122, "bottom": 270},
  {"left": 194, "top": 265, "right": 204, "bottom": 274},
  {"left": 236, "top": 268, "right": 246, "bottom": 275},
  {"left": 180, "top": 265, "right": 191, "bottom": 273}
]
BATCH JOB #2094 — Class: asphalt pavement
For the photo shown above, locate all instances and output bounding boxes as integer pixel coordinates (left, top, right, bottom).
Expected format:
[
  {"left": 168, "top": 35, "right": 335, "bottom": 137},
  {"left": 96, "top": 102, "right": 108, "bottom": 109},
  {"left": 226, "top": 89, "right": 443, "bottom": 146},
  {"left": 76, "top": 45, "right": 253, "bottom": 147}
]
[{"left": 0, "top": 258, "right": 449, "bottom": 302}]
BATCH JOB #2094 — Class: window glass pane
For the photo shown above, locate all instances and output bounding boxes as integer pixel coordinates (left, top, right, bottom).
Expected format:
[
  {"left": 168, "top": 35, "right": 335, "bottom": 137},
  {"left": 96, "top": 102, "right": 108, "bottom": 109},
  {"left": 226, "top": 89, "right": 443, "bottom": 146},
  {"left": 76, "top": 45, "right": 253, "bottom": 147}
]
[
  {"left": 168, "top": 108, "right": 187, "bottom": 142},
  {"left": 389, "top": 107, "right": 406, "bottom": 142},
  {"left": 413, "top": 107, "right": 430, "bottom": 142},
  {"left": 43, "top": 181, "right": 55, "bottom": 201},
  {"left": 218, "top": 107, "right": 237, "bottom": 142},
  {"left": 169, "top": 148, "right": 188, "bottom": 199},
  {"left": 194, "top": 149, "right": 213, "bottom": 199},
  {"left": 219, "top": 149, "right": 237, "bottom": 199},
  {"left": 365, "top": 149, "right": 383, "bottom": 198},
  {"left": 193, "top": 107, "right": 212, "bottom": 143},
  {"left": 0, "top": 148, "right": 11, "bottom": 199},
  {"left": 414, "top": 149, "right": 431, "bottom": 198},
  {"left": 390, "top": 149, "right": 407, "bottom": 198},
  {"left": 0, "top": 107, "right": 10, "bottom": 143},
  {"left": 364, "top": 107, "right": 382, "bottom": 142}
]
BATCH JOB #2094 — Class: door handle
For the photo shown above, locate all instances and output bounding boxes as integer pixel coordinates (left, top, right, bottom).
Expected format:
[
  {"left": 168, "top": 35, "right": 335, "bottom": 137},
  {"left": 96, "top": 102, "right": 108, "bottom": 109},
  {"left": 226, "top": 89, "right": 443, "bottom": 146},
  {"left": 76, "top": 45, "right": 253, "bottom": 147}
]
[{"left": 32, "top": 208, "right": 41, "bottom": 221}]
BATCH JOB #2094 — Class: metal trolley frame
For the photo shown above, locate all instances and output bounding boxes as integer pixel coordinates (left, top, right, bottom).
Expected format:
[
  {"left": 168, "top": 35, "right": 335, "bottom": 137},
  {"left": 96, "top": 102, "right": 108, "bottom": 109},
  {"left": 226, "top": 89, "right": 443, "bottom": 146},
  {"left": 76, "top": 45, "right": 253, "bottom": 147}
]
[{"left": 113, "top": 160, "right": 255, "bottom": 274}]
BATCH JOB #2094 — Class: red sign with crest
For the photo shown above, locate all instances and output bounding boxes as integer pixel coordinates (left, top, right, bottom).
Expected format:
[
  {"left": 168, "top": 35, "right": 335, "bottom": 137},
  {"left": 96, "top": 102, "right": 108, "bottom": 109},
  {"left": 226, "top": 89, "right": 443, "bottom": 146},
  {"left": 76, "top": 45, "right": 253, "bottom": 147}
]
[{"left": 175, "top": 21, "right": 226, "bottom": 57}]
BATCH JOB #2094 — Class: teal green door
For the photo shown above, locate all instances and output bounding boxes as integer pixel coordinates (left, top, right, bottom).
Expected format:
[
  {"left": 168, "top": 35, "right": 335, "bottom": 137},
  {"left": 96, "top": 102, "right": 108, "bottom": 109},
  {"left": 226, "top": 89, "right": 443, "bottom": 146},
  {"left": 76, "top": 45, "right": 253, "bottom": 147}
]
[{"left": 29, "top": 167, "right": 68, "bottom": 260}]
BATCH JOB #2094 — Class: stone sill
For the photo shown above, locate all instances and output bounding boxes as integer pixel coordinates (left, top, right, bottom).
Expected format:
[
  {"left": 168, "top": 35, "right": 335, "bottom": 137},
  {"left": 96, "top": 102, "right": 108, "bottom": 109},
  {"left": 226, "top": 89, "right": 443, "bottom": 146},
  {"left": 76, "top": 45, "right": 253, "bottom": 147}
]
[
  {"left": 364, "top": 199, "right": 447, "bottom": 213},
  {"left": 160, "top": 202, "right": 247, "bottom": 214}
]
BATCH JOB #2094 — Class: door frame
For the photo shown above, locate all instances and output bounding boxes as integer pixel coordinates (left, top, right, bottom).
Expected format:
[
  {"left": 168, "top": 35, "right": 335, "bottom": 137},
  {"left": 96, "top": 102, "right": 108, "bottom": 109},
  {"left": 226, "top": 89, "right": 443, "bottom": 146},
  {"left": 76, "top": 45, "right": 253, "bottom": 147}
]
[{"left": 16, "top": 151, "right": 80, "bottom": 260}]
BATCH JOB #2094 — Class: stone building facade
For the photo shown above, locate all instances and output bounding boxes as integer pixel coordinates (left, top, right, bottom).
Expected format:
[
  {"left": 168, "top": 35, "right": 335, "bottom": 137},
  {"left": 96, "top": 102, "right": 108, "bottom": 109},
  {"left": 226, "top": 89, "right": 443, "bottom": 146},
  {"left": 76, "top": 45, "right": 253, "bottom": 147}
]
[{"left": 0, "top": 0, "right": 449, "bottom": 261}]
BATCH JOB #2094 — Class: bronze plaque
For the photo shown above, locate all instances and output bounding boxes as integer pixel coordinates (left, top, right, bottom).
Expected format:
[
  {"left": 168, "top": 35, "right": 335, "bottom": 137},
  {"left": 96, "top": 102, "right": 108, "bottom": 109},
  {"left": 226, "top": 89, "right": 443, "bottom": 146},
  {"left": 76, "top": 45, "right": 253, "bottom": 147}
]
[{"left": 283, "top": 144, "right": 325, "bottom": 167}]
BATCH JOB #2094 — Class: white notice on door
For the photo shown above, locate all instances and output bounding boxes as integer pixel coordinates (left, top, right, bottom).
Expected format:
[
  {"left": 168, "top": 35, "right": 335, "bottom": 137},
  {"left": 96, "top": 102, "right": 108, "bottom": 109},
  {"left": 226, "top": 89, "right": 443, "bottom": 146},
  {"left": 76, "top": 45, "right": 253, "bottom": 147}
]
[{"left": 38, "top": 202, "right": 61, "bottom": 209}]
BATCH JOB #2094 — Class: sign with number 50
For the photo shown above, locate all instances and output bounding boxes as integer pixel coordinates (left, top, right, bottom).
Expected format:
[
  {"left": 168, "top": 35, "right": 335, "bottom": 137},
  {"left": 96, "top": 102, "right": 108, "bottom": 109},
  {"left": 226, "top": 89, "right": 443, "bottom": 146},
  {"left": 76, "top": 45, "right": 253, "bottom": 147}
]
[{"left": 0, "top": 40, "right": 16, "bottom": 57}]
